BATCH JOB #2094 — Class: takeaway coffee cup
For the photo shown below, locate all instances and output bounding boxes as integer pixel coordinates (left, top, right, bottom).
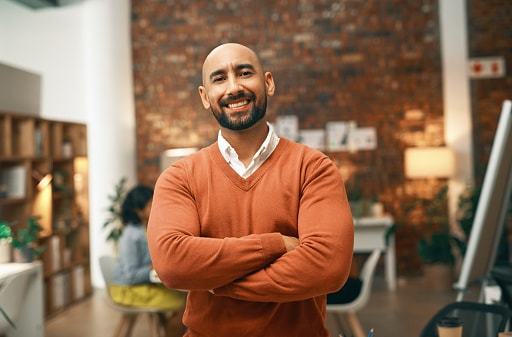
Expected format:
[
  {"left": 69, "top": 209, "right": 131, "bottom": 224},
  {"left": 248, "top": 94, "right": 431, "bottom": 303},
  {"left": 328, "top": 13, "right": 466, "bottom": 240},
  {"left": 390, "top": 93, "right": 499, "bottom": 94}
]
[{"left": 437, "top": 317, "right": 463, "bottom": 337}]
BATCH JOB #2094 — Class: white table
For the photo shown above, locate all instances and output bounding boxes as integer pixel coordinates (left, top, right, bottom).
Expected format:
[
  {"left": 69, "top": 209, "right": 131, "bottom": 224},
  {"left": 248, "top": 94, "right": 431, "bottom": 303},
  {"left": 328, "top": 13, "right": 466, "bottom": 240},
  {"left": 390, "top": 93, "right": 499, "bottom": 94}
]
[
  {"left": 353, "top": 215, "right": 396, "bottom": 290},
  {"left": 0, "top": 261, "right": 44, "bottom": 337}
]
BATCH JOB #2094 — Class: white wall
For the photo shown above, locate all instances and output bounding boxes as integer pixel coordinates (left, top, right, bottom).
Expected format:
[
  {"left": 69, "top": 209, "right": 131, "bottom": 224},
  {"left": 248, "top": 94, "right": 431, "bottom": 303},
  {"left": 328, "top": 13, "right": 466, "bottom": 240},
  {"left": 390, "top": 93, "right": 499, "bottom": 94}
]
[
  {"left": 0, "top": 0, "right": 137, "bottom": 287},
  {"left": 439, "top": 0, "right": 474, "bottom": 231}
]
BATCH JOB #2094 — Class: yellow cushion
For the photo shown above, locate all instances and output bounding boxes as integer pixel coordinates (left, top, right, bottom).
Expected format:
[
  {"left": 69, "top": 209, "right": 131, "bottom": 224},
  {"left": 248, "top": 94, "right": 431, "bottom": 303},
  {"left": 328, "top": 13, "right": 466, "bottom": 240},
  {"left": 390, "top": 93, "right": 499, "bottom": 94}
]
[{"left": 109, "top": 284, "right": 186, "bottom": 311}]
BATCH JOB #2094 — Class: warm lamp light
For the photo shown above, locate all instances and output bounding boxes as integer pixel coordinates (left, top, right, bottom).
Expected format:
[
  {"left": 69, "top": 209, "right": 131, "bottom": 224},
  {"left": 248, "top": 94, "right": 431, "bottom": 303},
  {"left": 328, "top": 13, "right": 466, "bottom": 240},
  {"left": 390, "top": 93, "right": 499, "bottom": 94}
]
[
  {"left": 160, "top": 147, "right": 199, "bottom": 171},
  {"left": 32, "top": 170, "right": 53, "bottom": 190},
  {"left": 404, "top": 147, "right": 455, "bottom": 179}
]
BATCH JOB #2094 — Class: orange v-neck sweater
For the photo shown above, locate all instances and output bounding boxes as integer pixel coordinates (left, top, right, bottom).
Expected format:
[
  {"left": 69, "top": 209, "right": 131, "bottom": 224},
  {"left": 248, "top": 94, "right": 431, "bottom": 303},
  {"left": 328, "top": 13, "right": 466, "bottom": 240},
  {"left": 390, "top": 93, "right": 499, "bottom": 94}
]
[{"left": 148, "top": 138, "right": 354, "bottom": 337}]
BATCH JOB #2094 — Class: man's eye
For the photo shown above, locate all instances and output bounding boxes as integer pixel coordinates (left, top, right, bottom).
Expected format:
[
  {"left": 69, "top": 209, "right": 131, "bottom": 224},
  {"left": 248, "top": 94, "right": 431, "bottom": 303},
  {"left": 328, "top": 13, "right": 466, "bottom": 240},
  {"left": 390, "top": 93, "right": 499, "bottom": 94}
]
[
  {"left": 213, "top": 77, "right": 225, "bottom": 83},
  {"left": 240, "top": 71, "right": 252, "bottom": 77}
]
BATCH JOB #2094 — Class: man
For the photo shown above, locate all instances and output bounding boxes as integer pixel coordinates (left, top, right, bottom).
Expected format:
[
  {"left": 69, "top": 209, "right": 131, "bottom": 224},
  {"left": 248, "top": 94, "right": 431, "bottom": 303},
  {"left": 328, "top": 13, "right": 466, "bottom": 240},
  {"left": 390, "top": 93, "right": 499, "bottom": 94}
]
[{"left": 147, "top": 43, "right": 354, "bottom": 337}]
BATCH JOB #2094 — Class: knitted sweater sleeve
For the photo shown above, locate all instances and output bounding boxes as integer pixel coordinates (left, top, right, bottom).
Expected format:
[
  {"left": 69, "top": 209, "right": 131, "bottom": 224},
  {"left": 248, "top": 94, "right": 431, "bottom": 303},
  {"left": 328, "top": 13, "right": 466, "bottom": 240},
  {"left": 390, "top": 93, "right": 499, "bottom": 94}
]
[
  {"left": 147, "top": 157, "right": 288, "bottom": 291},
  {"left": 213, "top": 155, "right": 354, "bottom": 302}
]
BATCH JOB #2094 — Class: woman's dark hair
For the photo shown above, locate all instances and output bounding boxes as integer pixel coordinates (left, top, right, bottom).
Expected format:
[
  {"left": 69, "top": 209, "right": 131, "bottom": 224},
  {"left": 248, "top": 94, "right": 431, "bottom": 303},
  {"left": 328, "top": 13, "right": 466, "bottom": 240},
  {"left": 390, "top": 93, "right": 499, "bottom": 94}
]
[{"left": 120, "top": 185, "right": 153, "bottom": 225}]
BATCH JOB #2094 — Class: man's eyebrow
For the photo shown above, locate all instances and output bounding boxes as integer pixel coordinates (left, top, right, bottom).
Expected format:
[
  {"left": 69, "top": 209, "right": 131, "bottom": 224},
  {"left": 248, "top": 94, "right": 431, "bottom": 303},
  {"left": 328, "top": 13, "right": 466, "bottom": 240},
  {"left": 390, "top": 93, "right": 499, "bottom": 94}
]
[
  {"left": 208, "top": 64, "right": 256, "bottom": 81},
  {"left": 236, "top": 64, "right": 255, "bottom": 72},
  {"left": 209, "top": 69, "right": 226, "bottom": 81}
]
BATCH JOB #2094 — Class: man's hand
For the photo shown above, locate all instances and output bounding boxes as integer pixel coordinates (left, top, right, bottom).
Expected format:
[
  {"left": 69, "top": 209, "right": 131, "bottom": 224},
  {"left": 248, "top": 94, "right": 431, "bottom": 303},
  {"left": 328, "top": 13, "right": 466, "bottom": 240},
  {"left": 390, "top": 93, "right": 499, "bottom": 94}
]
[{"left": 282, "top": 235, "right": 299, "bottom": 252}]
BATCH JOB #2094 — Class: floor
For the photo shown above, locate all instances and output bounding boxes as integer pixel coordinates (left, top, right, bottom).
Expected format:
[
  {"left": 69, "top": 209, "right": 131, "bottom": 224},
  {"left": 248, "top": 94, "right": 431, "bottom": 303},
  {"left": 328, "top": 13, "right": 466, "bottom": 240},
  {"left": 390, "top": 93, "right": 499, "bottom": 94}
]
[{"left": 44, "top": 275, "right": 481, "bottom": 337}]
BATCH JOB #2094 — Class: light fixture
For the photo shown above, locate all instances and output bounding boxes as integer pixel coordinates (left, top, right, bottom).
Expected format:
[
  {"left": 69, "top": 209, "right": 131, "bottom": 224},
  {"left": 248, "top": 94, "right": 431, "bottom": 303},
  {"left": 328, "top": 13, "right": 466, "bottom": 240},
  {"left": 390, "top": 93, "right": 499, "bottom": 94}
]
[
  {"left": 160, "top": 147, "right": 199, "bottom": 171},
  {"left": 32, "top": 170, "right": 53, "bottom": 190},
  {"left": 404, "top": 147, "right": 455, "bottom": 179}
]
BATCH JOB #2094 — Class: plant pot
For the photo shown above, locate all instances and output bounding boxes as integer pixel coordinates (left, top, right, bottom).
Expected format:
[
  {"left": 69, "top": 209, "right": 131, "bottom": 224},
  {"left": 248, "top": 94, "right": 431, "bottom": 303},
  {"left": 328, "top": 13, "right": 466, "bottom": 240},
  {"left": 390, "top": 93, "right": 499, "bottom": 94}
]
[
  {"left": 370, "top": 202, "right": 384, "bottom": 217},
  {"left": 13, "top": 247, "right": 35, "bottom": 263},
  {"left": 423, "top": 264, "right": 454, "bottom": 292},
  {"left": 0, "top": 240, "right": 11, "bottom": 263},
  {"left": 350, "top": 200, "right": 369, "bottom": 218}
]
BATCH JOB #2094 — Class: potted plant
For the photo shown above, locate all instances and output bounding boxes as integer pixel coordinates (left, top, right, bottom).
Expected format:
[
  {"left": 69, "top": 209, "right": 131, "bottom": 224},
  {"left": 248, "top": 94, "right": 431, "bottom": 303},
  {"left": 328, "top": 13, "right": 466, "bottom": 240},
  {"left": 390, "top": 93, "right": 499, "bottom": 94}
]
[
  {"left": 346, "top": 176, "right": 368, "bottom": 218},
  {"left": 0, "top": 220, "right": 13, "bottom": 263},
  {"left": 454, "top": 185, "right": 481, "bottom": 256},
  {"left": 11, "top": 216, "right": 45, "bottom": 262},
  {"left": 416, "top": 186, "right": 460, "bottom": 291},
  {"left": 102, "top": 177, "right": 127, "bottom": 254}
]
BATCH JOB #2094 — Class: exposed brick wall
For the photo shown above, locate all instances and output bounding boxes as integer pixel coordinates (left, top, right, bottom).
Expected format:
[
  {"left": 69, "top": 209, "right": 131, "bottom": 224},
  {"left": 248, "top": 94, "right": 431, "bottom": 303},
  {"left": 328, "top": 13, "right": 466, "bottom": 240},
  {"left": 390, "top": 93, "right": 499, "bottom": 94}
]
[
  {"left": 467, "top": 0, "right": 512, "bottom": 184},
  {"left": 131, "top": 0, "right": 512, "bottom": 275}
]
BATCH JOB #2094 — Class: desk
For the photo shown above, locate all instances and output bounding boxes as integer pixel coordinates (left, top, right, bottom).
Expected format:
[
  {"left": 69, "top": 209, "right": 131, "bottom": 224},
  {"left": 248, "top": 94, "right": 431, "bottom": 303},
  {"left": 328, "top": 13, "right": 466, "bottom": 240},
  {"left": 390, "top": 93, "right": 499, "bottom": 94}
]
[
  {"left": 0, "top": 261, "right": 44, "bottom": 337},
  {"left": 353, "top": 215, "right": 396, "bottom": 290}
]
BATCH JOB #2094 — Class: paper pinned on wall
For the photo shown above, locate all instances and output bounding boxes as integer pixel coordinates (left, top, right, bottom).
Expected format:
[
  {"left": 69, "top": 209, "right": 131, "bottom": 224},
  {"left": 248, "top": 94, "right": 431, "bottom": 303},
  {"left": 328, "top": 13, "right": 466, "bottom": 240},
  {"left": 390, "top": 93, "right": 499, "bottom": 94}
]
[
  {"left": 326, "top": 121, "right": 377, "bottom": 152},
  {"left": 274, "top": 115, "right": 299, "bottom": 141},
  {"left": 299, "top": 129, "right": 326, "bottom": 150},
  {"left": 326, "top": 121, "right": 355, "bottom": 151},
  {"left": 349, "top": 127, "right": 378, "bottom": 150}
]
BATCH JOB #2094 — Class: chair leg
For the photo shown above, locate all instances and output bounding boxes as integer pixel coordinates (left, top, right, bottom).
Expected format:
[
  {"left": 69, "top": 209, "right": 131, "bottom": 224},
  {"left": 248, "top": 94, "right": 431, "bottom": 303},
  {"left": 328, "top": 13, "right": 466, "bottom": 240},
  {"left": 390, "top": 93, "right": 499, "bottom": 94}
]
[
  {"left": 331, "top": 312, "right": 349, "bottom": 337},
  {"left": 114, "top": 313, "right": 138, "bottom": 337},
  {"left": 345, "top": 313, "right": 366, "bottom": 337},
  {"left": 148, "top": 313, "right": 164, "bottom": 337}
]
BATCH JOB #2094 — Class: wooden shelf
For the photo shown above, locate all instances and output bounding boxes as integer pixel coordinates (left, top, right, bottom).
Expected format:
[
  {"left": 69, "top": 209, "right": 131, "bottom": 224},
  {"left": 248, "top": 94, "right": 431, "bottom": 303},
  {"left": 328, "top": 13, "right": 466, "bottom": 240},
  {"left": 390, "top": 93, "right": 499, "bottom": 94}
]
[{"left": 0, "top": 110, "right": 91, "bottom": 318}]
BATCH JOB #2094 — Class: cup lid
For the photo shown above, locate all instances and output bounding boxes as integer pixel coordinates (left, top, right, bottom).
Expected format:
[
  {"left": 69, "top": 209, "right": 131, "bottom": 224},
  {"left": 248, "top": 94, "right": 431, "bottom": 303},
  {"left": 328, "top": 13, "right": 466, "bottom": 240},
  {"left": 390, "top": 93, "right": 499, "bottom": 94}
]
[{"left": 438, "top": 316, "right": 463, "bottom": 327}]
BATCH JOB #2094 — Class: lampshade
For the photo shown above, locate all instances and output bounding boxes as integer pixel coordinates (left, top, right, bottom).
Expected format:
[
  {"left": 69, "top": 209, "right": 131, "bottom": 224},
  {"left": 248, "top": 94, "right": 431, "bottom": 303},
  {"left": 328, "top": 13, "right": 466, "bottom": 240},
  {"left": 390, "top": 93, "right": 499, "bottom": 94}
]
[
  {"left": 160, "top": 147, "right": 199, "bottom": 171},
  {"left": 404, "top": 147, "right": 455, "bottom": 178}
]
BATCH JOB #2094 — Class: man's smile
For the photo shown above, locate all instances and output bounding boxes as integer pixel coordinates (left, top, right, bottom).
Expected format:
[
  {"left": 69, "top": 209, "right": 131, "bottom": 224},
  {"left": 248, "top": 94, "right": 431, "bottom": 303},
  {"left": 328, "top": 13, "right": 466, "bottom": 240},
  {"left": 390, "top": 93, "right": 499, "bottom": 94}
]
[{"left": 227, "top": 99, "right": 250, "bottom": 109}]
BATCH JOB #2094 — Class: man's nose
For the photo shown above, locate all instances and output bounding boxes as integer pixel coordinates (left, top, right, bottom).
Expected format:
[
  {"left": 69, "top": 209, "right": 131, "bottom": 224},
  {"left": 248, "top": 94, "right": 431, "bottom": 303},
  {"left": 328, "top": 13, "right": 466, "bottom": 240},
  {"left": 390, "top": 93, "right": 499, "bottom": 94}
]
[{"left": 226, "top": 76, "right": 243, "bottom": 94}]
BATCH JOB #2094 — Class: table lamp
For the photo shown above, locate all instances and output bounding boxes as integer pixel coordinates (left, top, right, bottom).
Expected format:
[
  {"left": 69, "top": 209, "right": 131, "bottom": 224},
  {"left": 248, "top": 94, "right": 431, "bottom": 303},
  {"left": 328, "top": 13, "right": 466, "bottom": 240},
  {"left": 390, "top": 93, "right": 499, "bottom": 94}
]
[{"left": 404, "top": 146, "right": 455, "bottom": 179}]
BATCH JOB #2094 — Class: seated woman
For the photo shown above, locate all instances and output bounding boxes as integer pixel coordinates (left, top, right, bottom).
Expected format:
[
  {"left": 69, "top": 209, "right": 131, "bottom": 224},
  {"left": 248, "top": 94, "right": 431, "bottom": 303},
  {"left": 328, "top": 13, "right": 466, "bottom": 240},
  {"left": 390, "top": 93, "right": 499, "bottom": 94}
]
[{"left": 110, "top": 185, "right": 187, "bottom": 337}]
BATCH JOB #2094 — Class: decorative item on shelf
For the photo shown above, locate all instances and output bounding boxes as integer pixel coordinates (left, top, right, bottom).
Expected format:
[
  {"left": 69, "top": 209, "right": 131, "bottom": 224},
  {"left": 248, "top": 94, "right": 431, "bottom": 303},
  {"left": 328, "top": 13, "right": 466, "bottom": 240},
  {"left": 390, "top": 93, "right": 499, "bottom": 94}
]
[
  {"left": 32, "top": 170, "right": 53, "bottom": 191},
  {"left": 11, "top": 216, "right": 45, "bottom": 262},
  {"left": 0, "top": 221, "right": 13, "bottom": 263},
  {"left": 370, "top": 195, "right": 384, "bottom": 217},
  {"left": 1, "top": 165, "right": 26, "bottom": 198},
  {"left": 62, "top": 140, "right": 73, "bottom": 157},
  {"left": 52, "top": 169, "right": 68, "bottom": 191},
  {"left": 405, "top": 146, "right": 457, "bottom": 291},
  {"left": 0, "top": 184, "right": 8, "bottom": 199},
  {"left": 34, "top": 126, "right": 43, "bottom": 156},
  {"left": 64, "top": 220, "right": 79, "bottom": 264},
  {"left": 102, "top": 177, "right": 127, "bottom": 254}
]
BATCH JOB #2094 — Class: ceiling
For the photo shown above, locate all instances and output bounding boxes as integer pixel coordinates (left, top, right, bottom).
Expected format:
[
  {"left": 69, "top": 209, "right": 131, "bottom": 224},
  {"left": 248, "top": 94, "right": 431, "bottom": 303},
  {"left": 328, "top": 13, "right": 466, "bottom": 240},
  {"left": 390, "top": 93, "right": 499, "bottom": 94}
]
[{"left": 10, "top": 0, "right": 85, "bottom": 9}]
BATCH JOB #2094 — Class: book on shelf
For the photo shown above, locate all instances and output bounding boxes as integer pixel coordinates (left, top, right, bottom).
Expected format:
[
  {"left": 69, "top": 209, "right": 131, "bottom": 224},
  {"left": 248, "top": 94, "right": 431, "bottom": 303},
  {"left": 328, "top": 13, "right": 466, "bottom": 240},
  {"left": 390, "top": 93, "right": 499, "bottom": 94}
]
[
  {"left": 51, "top": 272, "right": 71, "bottom": 311},
  {"left": 0, "top": 165, "right": 26, "bottom": 198},
  {"left": 50, "top": 235, "right": 61, "bottom": 272},
  {"left": 72, "top": 265, "right": 85, "bottom": 300}
]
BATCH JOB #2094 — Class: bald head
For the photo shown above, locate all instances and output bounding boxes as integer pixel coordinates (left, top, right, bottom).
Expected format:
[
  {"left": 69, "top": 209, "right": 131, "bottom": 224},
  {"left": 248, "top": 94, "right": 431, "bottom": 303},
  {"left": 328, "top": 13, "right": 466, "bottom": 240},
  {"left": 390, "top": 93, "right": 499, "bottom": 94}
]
[
  {"left": 201, "top": 43, "right": 263, "bottom": 86},
  {"left": 197, "top": 42, "right": 275, "bottom": 131}
]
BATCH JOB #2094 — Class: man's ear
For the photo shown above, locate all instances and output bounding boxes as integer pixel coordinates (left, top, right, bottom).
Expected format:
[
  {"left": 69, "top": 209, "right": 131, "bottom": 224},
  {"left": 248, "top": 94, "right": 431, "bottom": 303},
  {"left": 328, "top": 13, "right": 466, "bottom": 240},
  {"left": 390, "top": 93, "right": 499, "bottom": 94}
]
[
  {"left": 265, "top": 72, "right": 275, "bottom": 97},
  {"left": 198, "top": 86, "right": 211, "bottom": 109}
]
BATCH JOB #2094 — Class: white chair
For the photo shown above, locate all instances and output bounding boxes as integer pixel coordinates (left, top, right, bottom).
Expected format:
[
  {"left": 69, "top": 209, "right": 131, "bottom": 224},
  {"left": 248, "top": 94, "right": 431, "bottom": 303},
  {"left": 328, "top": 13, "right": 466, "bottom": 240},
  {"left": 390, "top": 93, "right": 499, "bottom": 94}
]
[
  {"left": 0, "top": 270, "right": 32, "bottom": 335},
  {"left": 326, "top": 249, "right": 382, "bottom": 337},
  {"left": 99, "top": 255, "right": 176, "bottom": 337}
]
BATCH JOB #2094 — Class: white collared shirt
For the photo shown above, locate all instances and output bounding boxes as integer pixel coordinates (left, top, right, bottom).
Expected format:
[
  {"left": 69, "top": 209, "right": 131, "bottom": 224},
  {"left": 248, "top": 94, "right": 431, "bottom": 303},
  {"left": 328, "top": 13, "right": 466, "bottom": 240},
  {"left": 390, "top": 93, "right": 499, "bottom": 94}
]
[{"left": 217, "top": 122, "right": 280, "bottom": 178}]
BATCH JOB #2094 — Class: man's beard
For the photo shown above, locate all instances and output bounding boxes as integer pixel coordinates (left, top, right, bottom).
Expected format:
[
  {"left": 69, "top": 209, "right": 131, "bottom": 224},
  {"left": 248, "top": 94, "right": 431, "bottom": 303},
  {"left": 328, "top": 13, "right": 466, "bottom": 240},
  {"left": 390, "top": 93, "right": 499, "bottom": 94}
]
[{"left": 211, "top": 92, "right": 267, "bottom": 131}]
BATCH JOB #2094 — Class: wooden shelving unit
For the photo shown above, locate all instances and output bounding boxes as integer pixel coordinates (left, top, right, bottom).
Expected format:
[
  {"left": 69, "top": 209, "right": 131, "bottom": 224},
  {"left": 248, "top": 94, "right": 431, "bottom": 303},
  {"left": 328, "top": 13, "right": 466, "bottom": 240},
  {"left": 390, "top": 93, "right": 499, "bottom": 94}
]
[{"left": 0, "top": 110, "right": 91, "bottom": 318}]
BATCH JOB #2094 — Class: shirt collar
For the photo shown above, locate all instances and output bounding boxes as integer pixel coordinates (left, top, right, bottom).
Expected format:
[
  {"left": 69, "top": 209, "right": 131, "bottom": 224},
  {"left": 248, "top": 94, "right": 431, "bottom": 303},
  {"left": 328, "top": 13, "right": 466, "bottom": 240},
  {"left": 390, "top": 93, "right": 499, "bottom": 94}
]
[{"left": 217, "top": 122, "right": 279, "bottom": 167}]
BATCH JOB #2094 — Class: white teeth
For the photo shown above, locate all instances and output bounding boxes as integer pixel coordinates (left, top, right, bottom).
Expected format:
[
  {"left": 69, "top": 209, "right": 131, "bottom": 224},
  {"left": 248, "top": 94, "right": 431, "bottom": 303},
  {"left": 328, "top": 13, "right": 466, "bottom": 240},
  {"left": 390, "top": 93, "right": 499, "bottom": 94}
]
[{"left": 228, "top": 100, "right": 248, "bottom": 108}]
